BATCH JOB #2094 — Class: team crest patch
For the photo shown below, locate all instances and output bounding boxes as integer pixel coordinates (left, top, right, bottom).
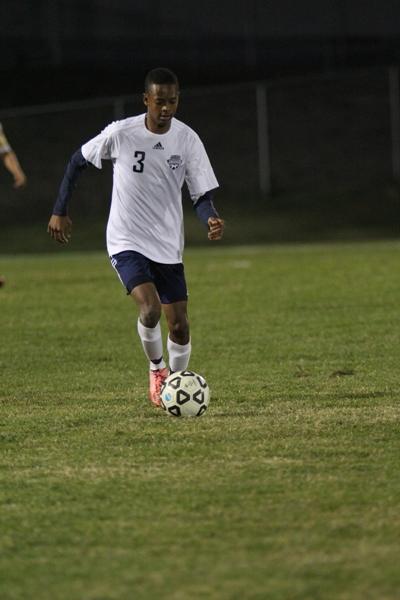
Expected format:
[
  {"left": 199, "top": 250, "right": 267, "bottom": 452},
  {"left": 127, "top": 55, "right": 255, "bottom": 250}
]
[{"left": 167, "top": 155, "right": 182, "bottom": 170}]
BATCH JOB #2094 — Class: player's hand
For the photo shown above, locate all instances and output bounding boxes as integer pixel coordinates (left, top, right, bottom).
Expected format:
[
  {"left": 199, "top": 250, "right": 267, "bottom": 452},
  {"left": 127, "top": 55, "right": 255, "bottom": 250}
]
[
  {"left": 47, "top": 215, "right": 72, "bottom": 244},
  {"left": 13, "top": 171, "right": 27, "bottom": 189},
  {"left": 208, "top": 217, "right": 224, "bottom": 241}
]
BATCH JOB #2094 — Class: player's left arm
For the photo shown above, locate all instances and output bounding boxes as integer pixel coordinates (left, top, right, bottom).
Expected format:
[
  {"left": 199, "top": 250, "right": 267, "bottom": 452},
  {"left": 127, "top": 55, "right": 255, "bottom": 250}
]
[
  {"left": 193, "top": 191, "right": 224, "bottom": 241},
  {"left": 207, "top": 216, "right": 224, "bottom": 240},
  {"left": 185, "top": 131, "right": 223, "bottom": 240}
]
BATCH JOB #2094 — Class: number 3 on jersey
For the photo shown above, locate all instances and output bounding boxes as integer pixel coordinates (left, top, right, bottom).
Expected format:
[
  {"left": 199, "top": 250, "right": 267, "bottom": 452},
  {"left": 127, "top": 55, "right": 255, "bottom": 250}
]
[{"left": 133, "top": 150, "right": 146, "bottom": 173}]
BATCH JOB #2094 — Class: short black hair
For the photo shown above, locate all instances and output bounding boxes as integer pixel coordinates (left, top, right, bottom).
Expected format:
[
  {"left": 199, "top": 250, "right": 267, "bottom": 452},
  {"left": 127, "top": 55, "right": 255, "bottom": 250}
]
[{"left": 144, "top": 68, "right": 179, "bottom": 92}]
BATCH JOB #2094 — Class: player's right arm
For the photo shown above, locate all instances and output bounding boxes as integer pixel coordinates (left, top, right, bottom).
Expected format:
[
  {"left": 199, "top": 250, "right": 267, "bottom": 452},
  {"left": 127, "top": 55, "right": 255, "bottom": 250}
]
[
  {"left": 47, "top": 148, "right": 88, "bottom": 244},
  {"left": 48, "top": 124, "right": 117, "bottom": 244},
  {"left": 47, "top": 214, "right": 73, "bottom": 244}
]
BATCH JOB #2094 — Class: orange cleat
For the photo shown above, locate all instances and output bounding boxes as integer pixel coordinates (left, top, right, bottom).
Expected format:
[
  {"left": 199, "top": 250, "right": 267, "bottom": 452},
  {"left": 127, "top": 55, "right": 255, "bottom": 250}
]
[{"left": 148, "top": 367, "right": 169, "bottom": 407}]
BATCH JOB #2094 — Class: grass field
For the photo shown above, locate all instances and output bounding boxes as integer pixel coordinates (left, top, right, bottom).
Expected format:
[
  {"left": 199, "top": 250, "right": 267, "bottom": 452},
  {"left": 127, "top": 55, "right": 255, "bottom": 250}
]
[{"left": 1, "top": 241, "right": 400, "bottom": 600}]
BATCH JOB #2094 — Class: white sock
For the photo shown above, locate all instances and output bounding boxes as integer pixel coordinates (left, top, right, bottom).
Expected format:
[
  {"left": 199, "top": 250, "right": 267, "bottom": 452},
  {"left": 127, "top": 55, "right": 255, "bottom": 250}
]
[
  {"left": 167, "top": 335, "right": 191, "bottom": 372},
  {"left": 137, "top": 319, "right": 166, "bottom": 370}
]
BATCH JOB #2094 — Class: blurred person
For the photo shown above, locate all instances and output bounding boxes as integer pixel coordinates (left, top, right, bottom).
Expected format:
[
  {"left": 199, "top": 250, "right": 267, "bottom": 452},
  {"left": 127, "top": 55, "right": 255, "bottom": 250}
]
[
  {"left": 0, "top": 123, "right": 27, "bottom": 287},
  {"left": 47, "top": 67, "right": 224, "bottom": 407}
]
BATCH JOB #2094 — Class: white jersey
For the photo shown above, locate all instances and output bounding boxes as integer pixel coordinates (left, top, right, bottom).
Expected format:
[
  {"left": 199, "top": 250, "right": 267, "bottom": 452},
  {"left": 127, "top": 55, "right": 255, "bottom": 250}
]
[{"left": 81, "top": 113, "right": 219, "bottom": 263}]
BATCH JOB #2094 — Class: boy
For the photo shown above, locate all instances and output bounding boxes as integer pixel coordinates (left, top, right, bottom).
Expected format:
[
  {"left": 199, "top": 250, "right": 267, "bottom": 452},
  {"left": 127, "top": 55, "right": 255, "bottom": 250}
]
[{"left": 48, "top": 68, "right": 224, "bottom": 407}]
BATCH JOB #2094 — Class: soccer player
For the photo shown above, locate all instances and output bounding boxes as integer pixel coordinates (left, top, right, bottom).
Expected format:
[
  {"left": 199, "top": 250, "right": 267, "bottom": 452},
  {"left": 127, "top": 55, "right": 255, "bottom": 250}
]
[
  {"left": 48, "top": 68, "right": 224, "bottom": 407},
  {"left": 0, "top": 123, "right": 27, "bottom": 287}
]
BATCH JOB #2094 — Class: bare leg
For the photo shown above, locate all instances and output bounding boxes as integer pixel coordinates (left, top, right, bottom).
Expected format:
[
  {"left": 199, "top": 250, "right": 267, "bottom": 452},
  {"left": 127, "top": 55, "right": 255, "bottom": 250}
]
[{"left": 130, "top": 282, "right": 161, "bottom": 328}]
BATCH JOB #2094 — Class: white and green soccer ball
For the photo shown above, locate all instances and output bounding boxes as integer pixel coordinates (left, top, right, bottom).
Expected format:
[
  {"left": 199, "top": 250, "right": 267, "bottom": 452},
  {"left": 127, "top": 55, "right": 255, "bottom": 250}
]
[{"left": 160, "top": 370, "right": 210, "bottom": 417}]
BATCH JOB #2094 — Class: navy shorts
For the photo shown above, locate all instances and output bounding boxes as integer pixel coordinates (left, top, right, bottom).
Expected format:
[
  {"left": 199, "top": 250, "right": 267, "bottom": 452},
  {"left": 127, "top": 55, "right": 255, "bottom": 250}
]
[{"left": 110, "top": 250, "right": 188, "bottom": 304}]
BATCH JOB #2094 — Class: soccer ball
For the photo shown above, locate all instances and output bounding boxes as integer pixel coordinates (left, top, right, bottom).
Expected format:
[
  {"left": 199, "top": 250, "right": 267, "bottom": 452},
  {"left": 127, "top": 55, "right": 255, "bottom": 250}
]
[{"left": 160, "top": 370, "right": 210, "bottom": 417}]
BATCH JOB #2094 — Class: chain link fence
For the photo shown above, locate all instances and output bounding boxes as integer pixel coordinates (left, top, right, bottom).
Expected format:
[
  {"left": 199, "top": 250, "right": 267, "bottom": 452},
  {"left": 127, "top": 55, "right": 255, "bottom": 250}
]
[{"left": 1, "top": 66, "right": 399, "bottom": 249}]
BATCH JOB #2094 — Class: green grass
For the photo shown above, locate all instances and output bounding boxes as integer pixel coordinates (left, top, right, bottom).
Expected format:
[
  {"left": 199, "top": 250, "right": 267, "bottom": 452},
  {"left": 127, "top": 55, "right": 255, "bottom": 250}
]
[{"left": 1, "top": 241, "right": 400, "bottom": 600}]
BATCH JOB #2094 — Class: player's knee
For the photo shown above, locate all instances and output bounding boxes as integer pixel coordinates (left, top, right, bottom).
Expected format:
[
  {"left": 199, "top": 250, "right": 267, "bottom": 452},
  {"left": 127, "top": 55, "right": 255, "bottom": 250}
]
[{"left": 140, "top": 305, "right": 161, "bottom": 328}]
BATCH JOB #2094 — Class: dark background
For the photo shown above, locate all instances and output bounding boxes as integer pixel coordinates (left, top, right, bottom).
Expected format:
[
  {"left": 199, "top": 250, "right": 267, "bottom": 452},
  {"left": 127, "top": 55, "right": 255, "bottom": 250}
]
[
  {"left": 1, "top": 0, "right": 399, "bottom": 250},
  {"left": 2, "top": 0, "right": 400, "bottom": 106}
]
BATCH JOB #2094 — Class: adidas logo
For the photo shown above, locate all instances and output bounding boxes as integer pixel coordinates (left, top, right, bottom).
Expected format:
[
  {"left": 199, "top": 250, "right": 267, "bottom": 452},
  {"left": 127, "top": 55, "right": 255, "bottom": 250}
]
[{"left": 153, "top": 142, "right": 164, "bottom": 150}]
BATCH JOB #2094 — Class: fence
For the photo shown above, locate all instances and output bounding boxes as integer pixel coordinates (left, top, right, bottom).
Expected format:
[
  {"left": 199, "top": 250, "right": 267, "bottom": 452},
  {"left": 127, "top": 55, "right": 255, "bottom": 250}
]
[{"left": 0, "top": 66, "right": 399, "bottom": 244}]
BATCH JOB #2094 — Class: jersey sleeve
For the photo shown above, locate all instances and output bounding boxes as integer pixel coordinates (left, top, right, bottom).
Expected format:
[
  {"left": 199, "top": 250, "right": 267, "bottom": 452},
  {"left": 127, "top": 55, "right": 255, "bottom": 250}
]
[
  {"left": 81, "top": 123, "right": 119, "bottom": 169},
  {"left": 0, "top": 123, "right": 12, "bottom": 154},
  {"left": 184, "top": 132, "right": 219, "bottom": 201}
]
